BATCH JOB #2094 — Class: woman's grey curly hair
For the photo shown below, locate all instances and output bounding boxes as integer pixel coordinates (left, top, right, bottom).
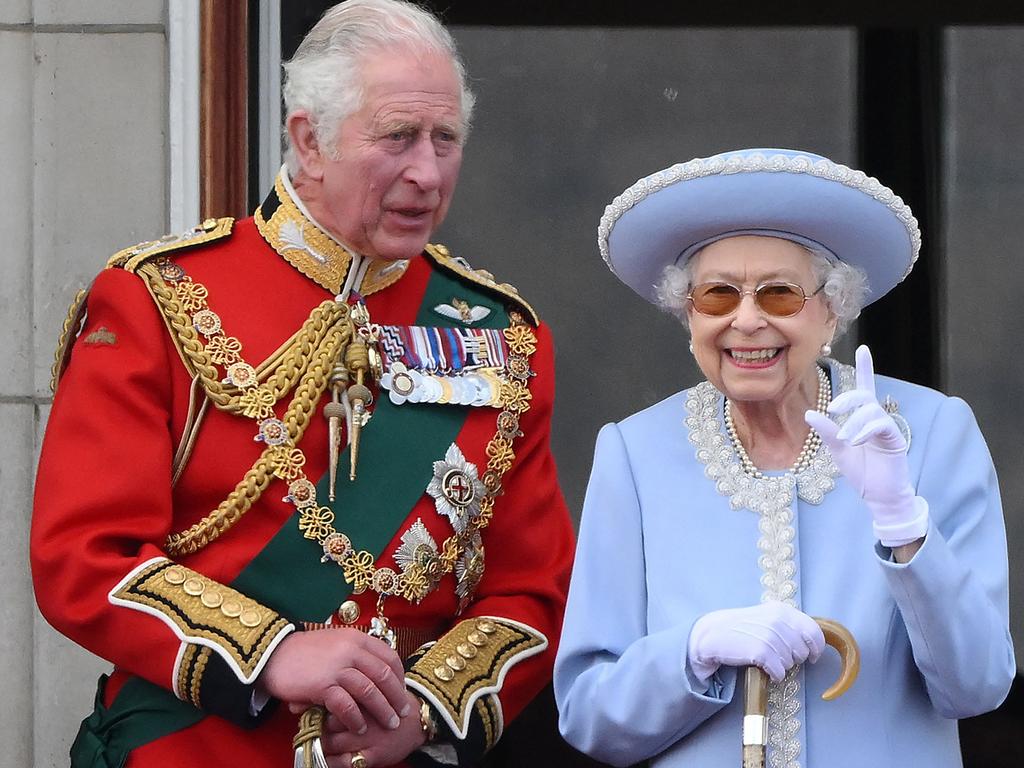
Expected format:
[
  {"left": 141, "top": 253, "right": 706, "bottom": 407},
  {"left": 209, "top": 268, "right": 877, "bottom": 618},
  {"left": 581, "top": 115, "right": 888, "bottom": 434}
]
[{"left": 654, "top": 242, "right": 868, "bottom": 338}]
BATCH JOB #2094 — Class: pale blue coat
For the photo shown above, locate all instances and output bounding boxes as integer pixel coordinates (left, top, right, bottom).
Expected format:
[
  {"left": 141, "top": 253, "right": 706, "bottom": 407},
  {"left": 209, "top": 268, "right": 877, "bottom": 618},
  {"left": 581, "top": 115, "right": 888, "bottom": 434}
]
[{"left": 554, "top": 362, "right": 1014, "bottom": 767}]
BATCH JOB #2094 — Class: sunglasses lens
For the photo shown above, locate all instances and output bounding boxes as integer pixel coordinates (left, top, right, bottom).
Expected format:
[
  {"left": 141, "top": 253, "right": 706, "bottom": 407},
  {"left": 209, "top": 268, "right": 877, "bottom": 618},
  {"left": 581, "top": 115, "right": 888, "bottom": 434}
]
[
  {"left": 691, "top": 284, "right": 741, "bottom": 316},
  {"left": 689, "top": 282, "right": 809, "bottom": 317},
  {"left": 756, "top": 283, "right": 806, "bottom": 316}
]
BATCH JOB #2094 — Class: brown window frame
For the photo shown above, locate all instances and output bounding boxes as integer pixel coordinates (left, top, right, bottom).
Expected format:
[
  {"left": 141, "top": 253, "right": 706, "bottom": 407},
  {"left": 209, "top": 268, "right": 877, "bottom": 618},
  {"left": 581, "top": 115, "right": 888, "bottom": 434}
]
[{"left": 199, "top": 1, "right": 250, "bottom": 220}]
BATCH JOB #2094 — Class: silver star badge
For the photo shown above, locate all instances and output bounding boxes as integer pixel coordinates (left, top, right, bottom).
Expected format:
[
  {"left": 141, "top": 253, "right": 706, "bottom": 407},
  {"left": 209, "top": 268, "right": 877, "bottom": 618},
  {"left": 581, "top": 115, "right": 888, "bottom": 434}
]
[{"left": 426, "top": 443, "right": 486, "bottom": 535}]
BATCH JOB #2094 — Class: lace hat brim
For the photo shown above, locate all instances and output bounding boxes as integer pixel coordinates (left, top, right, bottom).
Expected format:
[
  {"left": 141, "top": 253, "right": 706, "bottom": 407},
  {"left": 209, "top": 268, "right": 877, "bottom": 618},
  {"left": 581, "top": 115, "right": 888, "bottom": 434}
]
[{"left": 598, "top": 148, "right": 921, "bottom": 306}]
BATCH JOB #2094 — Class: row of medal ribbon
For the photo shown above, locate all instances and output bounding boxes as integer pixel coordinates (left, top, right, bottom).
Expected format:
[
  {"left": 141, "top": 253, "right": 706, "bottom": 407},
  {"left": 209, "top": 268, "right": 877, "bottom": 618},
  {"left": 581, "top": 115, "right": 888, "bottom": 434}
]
[
  {"left": 380, "top": 361, "right": 504, "bottom": 408},
  {"left": 374, "top": 324, "right": 510, "bottom": 408}
]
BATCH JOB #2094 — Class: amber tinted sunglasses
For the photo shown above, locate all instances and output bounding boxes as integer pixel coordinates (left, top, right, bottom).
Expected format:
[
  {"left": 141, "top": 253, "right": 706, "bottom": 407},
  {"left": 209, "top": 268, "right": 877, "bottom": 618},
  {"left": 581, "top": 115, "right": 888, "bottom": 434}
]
[{"left": 687, "top": 281, "right": 825, "bottom": 317}]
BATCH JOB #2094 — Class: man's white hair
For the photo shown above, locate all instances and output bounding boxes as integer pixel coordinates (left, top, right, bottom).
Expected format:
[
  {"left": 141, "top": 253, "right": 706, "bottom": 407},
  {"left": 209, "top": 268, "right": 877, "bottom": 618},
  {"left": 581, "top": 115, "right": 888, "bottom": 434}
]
[{"left": 282, "top": 0, "right": 475, "bottom": 175}]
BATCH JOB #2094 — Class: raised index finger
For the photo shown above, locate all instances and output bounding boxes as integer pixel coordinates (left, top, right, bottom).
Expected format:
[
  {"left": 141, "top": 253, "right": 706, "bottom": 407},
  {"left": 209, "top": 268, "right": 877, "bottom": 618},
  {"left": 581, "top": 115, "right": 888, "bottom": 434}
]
[{"left": 854, "top": 344, "right": 876, "bottom": 396}]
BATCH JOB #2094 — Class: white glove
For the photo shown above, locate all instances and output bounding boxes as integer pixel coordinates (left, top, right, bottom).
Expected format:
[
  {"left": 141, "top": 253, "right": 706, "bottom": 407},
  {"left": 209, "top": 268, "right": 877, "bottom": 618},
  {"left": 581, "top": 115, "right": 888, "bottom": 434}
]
[
  {"left": 804, "top": 344, "right": 929, "bottom": 547},
  {"left": 687, "top": 602, "right": 825, "bottom": 685}
]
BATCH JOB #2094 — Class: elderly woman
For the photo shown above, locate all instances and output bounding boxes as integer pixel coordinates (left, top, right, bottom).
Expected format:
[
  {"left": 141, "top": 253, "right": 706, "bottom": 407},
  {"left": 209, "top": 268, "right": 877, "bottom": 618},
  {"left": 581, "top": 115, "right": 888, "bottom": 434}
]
[{"left": 553, "top": 148, "right": 1015, "bottom": 767}]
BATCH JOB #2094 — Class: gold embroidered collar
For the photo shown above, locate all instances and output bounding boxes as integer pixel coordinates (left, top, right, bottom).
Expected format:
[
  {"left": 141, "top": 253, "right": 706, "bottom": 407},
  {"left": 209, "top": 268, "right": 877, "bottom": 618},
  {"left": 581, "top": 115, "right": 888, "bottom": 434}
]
[{"left": 254, "top": 173, "right": 408, "bottom": 296}]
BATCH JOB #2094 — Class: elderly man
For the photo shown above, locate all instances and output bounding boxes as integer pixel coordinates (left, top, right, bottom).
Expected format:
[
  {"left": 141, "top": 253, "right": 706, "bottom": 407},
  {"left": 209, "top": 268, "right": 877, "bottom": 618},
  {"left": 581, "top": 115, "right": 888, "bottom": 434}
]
[{"left": 31, "top": 2, "right": 575, "bottom": 766}]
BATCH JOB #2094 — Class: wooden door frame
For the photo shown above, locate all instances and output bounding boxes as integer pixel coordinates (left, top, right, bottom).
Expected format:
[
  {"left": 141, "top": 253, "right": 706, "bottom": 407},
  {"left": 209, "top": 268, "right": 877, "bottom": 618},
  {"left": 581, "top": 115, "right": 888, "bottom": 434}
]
[{"left": 200, "top": 1, "right": 250, "bottom": 220}]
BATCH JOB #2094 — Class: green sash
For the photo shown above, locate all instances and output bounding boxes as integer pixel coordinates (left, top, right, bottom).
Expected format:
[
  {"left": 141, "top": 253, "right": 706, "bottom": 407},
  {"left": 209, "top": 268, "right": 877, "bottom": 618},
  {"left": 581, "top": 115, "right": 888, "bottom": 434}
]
[
  {"left": 71, "top": 266, "right": 508, "bottom": 765},
  {"left": 70, "top": 675, "right": 203, "bottom": 768}
]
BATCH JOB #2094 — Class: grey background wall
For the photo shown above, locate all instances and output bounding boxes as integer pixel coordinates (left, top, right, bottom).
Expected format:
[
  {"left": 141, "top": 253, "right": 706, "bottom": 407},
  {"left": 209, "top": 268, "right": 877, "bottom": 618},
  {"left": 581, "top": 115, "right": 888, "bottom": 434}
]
[
  {"left": 1, "top": 2, "right": 168, "bottom": 766},
  {"left": 2, "top": 7, "right": 1020, "bottom": 766}
]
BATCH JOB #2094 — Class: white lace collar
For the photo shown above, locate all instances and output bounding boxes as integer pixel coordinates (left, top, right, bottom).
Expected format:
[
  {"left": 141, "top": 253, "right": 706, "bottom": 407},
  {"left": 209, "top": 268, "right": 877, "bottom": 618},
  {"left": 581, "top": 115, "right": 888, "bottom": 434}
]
[{"left": 684, "top": 360, "right": 855, "bottom": 514}]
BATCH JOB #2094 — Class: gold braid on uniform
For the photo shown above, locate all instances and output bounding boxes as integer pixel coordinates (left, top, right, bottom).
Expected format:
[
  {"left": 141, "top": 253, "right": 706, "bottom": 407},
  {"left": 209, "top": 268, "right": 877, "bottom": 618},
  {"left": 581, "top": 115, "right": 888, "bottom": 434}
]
[
  {"left": 133, "top": 260, "right": 356, "bottom": 556},
  {"left": 50, "top": 286, "right": 90, "bottom": 393},
  {"left": 137, "top": 255, "right": 538, "bottom": 618}
]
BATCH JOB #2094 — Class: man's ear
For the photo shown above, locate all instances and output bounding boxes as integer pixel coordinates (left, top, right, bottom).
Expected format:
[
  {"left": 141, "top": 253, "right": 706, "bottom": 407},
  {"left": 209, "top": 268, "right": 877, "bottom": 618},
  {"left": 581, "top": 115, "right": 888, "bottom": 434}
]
[{"left": 286, "top": 110, "right": 325, "bottom": 180}]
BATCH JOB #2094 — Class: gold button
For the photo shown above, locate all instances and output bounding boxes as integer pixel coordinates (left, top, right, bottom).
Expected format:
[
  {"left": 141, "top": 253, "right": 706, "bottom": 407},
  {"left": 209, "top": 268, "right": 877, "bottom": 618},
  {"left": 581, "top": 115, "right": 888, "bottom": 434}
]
[
  {"left": 476, "top": 620, "right": 497, "bottom": 634},
  {"left": 221, "top": 599, "right": 242, "bottom": 618},
  {"left": 468, "top": 631, "right": 488, "bottom": 647},
  {"left": 182, "top": 578, "right": 205, "bottom": 596},
  {"left": 338, "top": 600, "right": 360, "bottom": 625},
  {"left": 163, "top": 567, "right": 186, "bottom": 585},
  {"left": 434, "top": 665, "right": 454, "bottom": 682},
  {"left": 457, "top": 643, "right": 477, "bottom": 659},
  {"left": 446, "top": 655, "right": 466, "bottom": 671},
  {"left": 201, "top": 590, "right": 223, "bottom": 608},
  {"left": 239, "top": 609, "right": 262, "bottom": 628}
]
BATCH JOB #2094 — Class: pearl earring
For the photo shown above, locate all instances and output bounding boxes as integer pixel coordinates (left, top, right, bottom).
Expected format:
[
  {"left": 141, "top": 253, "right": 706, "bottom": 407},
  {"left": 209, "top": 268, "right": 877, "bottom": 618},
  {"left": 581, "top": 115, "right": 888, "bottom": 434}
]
[
  {"left": 820, "top": 342, "right": 832, "bottom": 357},
  {"left": 688, "top": 340, "right": 694, "bottom": 354}
]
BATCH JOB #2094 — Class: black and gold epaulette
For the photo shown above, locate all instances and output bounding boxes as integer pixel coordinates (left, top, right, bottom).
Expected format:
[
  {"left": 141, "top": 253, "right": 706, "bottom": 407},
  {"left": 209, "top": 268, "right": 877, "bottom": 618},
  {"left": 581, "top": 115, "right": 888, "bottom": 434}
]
[
  {"left": 107, "top": 217, "right": 234, "bottom": 273},
  {"left": 424, "top": 243, "right": 539, "bottom": 326},
  {"left": 50, "top": 218, "right": 235, "bottom": 393}
]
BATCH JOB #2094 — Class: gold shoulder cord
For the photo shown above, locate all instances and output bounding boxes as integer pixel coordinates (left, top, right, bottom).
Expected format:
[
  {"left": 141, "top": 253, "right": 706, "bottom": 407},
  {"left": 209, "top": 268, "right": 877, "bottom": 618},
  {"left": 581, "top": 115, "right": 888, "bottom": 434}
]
[
  {"left": 133, "top": 259, "right": 355, "bottom": 556},
  {"left": 50, "top": 286, "right": 90, "bottom": 393},
  {"left": 50, "top": 218, "right": 234, "bottom": 394}
]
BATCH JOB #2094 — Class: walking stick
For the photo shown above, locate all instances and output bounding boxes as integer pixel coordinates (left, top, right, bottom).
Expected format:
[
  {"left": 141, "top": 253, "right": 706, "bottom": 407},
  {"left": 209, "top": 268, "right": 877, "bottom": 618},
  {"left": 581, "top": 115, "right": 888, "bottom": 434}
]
[{"left": 742, "top": 617, "right": 860, "bottom": 768}]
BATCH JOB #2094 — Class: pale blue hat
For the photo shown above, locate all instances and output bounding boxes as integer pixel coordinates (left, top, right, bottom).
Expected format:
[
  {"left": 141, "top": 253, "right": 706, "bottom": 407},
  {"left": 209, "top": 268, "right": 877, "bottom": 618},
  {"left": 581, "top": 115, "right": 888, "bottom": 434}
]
[{"left": 598, "top": 148, "right": 921, "bottom": 306}]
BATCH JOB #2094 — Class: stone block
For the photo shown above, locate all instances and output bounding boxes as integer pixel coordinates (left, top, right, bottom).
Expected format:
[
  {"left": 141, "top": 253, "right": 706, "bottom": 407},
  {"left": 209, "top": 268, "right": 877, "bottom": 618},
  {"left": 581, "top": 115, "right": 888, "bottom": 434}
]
[
  {"left": 0, "top": 405, "right": 35, "bottom": 767},
  {"left": 0, "top": 31, "right": 34, "bottom": 398},
  {"left": 33, "top": 31, "right": 167, "bottom": 397},
  {"left": 32, "top": 0, "right": 165, "bottom": 25},
  {"left": 0, "top": 0, "right": 31, "bottom": 24}
]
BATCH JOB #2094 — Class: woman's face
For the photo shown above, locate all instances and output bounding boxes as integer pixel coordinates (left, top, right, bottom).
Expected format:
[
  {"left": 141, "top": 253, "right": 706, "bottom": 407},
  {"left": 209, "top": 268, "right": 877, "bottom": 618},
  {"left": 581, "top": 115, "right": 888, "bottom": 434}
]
[{"left": 686, "top": 235, "right": 837, "bottom": 407}]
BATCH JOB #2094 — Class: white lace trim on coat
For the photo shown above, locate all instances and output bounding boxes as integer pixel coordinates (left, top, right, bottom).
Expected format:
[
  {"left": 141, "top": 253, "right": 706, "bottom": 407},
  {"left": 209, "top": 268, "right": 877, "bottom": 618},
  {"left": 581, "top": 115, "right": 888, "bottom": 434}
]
[{"left": 683, "top": 361, "right": 855, "bottom": 768}]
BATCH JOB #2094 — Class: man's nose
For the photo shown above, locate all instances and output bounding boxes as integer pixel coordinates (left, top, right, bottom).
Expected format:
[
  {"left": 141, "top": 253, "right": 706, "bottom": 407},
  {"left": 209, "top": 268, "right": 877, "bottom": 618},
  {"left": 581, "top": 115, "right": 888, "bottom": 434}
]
[{"left": 404, "top": 135, "right": 442, "bottom": 191}]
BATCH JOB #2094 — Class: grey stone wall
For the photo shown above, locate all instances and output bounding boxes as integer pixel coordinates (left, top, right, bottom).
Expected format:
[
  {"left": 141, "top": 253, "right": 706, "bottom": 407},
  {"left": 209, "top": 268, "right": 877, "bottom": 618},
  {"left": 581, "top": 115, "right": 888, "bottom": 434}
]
[{"left": 0, "top": 2, "right": 168, "bottom": 765}]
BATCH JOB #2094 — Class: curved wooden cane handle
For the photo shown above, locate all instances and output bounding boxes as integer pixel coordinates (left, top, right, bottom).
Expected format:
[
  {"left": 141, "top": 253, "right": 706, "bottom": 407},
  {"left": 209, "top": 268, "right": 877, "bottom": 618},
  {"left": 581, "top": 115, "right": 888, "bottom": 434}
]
[
  {"left": 812, "top": 617, "right": 860, "bottom": 700},
  {"left": 742, "top": 618, "right": 859, "bottom": 767}
]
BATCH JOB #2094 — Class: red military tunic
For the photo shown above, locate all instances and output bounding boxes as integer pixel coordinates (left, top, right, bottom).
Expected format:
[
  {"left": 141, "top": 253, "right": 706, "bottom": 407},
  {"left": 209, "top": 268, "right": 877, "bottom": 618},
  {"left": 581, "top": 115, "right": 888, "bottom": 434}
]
[{"left": 32, "top": 176, "right": 575, "bottom": 767}]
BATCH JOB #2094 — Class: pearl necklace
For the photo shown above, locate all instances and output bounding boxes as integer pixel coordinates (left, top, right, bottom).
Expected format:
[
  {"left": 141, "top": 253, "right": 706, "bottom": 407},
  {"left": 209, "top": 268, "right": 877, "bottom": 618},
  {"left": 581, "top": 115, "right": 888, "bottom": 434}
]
[{"left": 724, "top": 366, "right": 831, "bottom": 479}]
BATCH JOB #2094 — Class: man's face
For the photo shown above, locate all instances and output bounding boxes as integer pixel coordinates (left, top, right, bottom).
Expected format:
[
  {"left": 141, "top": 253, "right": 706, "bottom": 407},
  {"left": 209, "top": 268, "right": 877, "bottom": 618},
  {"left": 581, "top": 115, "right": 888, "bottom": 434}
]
[{"left": 315, "top": 48, "right": 465, "bottom": 261}]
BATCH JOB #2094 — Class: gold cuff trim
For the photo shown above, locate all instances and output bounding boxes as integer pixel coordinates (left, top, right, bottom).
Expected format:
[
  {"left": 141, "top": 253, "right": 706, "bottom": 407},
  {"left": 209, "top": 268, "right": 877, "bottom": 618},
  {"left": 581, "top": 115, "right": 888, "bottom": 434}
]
[
  {"left": 110, "top": 558, "right": 293, "bottom": 683},
  {"left": 424, "top": 244, "right": 539, "bottom": 326},
  {"left": 175, "top": 643, "right": 213, "bottom": 707},
  {"left": 405, "top": 616, "right": 547, "bottom": 739},
  {"left": 474, "top": 693, "right": 502, "bottom": 751}
]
